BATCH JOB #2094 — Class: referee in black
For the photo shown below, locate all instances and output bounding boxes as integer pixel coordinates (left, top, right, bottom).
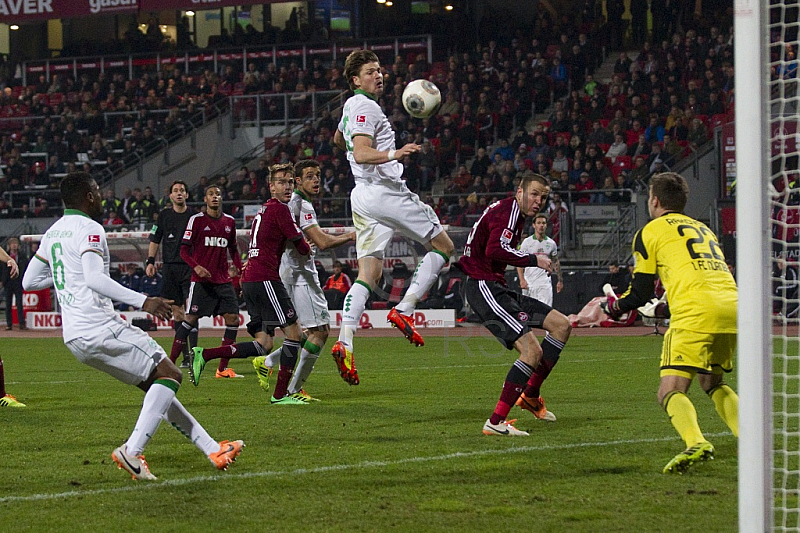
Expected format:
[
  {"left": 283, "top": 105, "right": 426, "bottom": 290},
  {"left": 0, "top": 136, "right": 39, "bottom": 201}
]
[{"left": 145, "top": 180, "right": 197, "bottom": 367}]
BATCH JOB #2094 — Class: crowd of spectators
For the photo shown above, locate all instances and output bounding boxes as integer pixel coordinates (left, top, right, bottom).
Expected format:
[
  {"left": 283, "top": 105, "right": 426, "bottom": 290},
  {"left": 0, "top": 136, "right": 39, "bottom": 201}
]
[{"left": 0, "top": 3, "right": 737, "bottom": 245}]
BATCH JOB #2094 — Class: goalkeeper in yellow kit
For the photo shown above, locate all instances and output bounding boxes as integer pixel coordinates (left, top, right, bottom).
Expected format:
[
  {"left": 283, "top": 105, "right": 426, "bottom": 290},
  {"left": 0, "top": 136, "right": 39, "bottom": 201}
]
[{"left": 601, "top": 172, "right": 738, "bottom": 474}]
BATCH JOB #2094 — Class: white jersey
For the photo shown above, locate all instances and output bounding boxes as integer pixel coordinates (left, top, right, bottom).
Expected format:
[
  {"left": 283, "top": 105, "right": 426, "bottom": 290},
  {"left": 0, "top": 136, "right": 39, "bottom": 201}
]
[
  {"left": 519, "top": 235, "right": 558, "bottom": 286},
  {"left": 37, "top": 210, "right": 130, "bottom": 342},
  {"left": 338, "top": 91, "right": 403, "bottom": 184},
  {"left": 280, "top": 190, "right": 320, "bottom": 286}
]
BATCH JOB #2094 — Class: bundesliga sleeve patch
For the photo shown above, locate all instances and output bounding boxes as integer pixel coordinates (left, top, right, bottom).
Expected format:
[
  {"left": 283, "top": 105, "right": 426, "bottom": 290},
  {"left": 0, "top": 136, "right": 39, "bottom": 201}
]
[
  {"left": 304, "top": 213, "right": 313, "bottom": 221},
  {"left": 184, "top": 229, "right": 192, "bottom": 239},
  {"left": 356, "top": 115, "right": 366, "bottom": 123},
  {"left": 86, "top": 234, "right": 103, "bottom": 251},
  {"left": 501, "top": 229, "right": 513, "bottom": 243}
]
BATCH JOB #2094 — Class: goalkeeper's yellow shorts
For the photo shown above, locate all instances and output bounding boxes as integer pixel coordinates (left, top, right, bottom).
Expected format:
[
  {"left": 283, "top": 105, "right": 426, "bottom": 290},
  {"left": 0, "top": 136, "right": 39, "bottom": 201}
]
[{"left": 659, "top": 328, "right": 736, "bottom": 379}]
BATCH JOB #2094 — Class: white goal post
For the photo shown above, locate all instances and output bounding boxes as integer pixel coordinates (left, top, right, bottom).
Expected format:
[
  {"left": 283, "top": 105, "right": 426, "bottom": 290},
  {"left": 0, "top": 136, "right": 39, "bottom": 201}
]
[{"left": 736, "top": 0, "right": 800, "bottom": 531}]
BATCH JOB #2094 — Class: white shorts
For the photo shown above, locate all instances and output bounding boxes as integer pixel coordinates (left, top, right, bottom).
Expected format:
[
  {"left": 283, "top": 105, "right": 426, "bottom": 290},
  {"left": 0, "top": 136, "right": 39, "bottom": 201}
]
[
  {"left": 65, "top": 322, "right": 167, "bottom": 386},
  {"left": 286, "top": 282, "right": 330, "bottom": 329},
  {"left": 523, "top": 280, "right": 553, "bottom": 307},
  {"left": 350, "top": 181, "right": 443, "bottom": 259}
]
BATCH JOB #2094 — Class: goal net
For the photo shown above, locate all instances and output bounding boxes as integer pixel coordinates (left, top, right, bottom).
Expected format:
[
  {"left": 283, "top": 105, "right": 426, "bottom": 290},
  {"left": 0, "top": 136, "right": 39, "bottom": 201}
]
[{"left": 738, "top": 1, "right": 800, "bottom": 531}]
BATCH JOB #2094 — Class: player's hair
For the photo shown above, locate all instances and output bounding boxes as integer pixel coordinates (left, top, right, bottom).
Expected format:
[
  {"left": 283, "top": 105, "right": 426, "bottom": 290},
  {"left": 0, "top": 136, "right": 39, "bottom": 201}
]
[
  {"left": 204, "top": 184, "right": 221, "bottom": 195},
  {"left": 650, "top": 172, "right": 689, "bottom": 212},
  {"left": 294, "top": 159, "right": 320, "bottom": 177},
  {"left": 533, "top": 213, "right": 548, "bottom": 224},
  {"left": 519, "top": 173, "right": 550, "bottom": 191},
  {"left": 170, "top": 180, "right": 187, "bottom": 193},
  {"left": 344, "top": 49, "right": 380, "bottom": 91},
  {"left": 61, "top": 172, "right": 95, "bottom": 208},
  {"left": 269, "top": 163, "right": 294, "bottom": 182}
]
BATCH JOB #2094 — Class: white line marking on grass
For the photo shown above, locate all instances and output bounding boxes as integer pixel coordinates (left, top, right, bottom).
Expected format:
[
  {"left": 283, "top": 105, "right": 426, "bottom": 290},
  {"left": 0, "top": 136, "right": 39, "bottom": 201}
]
[{"left": 0, "top": 431, "right": 733, "bottom": 504}]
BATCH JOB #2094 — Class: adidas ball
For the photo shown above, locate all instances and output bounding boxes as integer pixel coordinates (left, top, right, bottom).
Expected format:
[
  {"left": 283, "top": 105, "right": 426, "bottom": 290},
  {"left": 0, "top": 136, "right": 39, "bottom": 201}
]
[{"left": 402, "top": 79, "right": 442, "bottom": 119}]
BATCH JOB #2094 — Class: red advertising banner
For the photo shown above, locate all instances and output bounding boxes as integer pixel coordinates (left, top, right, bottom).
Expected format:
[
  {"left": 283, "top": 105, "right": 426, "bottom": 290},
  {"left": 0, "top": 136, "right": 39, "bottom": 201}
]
[{"left": 0, "top": 0, "right": 137, "bottom": 22}]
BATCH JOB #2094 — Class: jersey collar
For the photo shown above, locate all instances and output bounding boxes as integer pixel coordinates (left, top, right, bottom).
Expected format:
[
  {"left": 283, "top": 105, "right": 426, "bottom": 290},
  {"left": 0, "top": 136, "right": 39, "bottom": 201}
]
[
  {"left": 354, "top": 89, "right": 378, "bottom": 101},
  {"left": 63, "top": 208, "right": 92, "bottom": 218},
  {"left": 293, "top": 188, "right": 312, "bottom": 202}
]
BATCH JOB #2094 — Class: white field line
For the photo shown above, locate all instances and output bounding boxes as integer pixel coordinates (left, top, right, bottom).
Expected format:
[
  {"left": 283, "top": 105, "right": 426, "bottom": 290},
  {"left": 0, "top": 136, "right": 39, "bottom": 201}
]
[
  {"left": 0, "top": 431, "right": 734, "bottom": 505},
  {"left": 7, "top": 356, "right": 653, "bottom": 385}
]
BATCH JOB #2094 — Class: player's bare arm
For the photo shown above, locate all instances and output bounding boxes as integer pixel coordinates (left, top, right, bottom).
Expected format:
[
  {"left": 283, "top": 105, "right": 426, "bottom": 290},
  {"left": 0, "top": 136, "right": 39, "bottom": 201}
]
[
  {"left": 553, "top": 255, "right": 563, "bottom": 292},
  {"left": 536, "top": 255, "right": 553, "bottom": 273},
  {"left": 333, "top": 129, "right": 347, "bottom": 151},
  {"left": 516, "top": 267, "right": 528, "bottom": 289},
  {"left": 303, "top": 225, "right": 356, "bottom": 251},
  {"left": 0, "top": 247, "right": 19, "bottom": 279},
  {"left": 351, "top": 135, "right": 420, "bottom": 165}
]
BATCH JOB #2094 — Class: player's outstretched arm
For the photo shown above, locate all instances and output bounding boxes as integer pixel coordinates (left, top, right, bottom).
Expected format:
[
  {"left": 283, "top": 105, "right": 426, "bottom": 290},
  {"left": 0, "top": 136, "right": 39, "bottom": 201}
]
[
  {"left": 142, "top": 297, "right": 174, "bottom": 320},
  {"left": 351, "top": 135, "right": 420, "bottom": 165},
  {"left": 81, "top": 251, "right": 149, "bottom": 310},
  {"left": 22, "top": 255, "right": 52, "bottom": 290},
  {"left": 304, "top": 226, "right": 356, "bottom": 251}
]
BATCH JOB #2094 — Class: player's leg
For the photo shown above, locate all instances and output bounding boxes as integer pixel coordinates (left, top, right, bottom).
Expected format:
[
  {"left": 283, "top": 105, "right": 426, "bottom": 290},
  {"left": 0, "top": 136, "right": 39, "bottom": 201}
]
[
  {"left": 170, "top": 313, "right": 199, "bottom": 363},
  {"left": 271, "top": 321, "right": 305, "bottom": 403},
  {"left": 216, "top": 312, "right": 243, "bottom": 378},
  {"left": 698, "top": 333, "right": 738, "bottom": 437},
  {"left": 163, "top": 398, "right": 244, "bottom": 470},
  {"left": 74, "top": 326, "right": 179, "bottom": 480},
  {"left": 394, "top": 230, "right": 454, "bottom": 317},
  {"left": 517, "top": 305, "right": 571, "bottom": 420},
  {"left": 388, "top": 189, "right": 454, "bottom": 344},
  {"left": 289, "top": 324, "right": 328, "bottom": 398},
  {"left": 287, "top": 283, "right": 329, "bottom": 397},
  {"left": 332, "top": 254, "right": 383, "bottom": 385},
  {"left": 0, "top": 355, "right": 25, "bottom": 407},
  {"left": 659, "top": 329, "right": 715, "bottom": 473},
  {"left": 462, "top": 278, "right": 531, "bottom": 436}
]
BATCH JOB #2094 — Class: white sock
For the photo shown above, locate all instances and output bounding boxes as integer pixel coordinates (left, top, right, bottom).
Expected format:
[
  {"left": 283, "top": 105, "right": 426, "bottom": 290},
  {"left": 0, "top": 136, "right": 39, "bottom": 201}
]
[
  {"left": 126, "top": 379, "right": 178, "bottom": 455},
  {"left": 338, "top": 282, "right": 371, "bottom": 347},
  {"left": 263, "top": 346, "right": 282, "bottom": 368},
  {"left": 165, "top": 398, "right": 219, "bottom": 456},
  {"left": 395, "top": 251, "right": 448, "bottom": 315},
  {"left": 288, "top": 348, "right": 320, "bottom": 394}
]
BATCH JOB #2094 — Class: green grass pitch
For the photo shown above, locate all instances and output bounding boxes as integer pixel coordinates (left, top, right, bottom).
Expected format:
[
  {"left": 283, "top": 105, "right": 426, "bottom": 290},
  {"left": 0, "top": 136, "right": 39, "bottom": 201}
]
[{"left": 0, "top": 333, "right": 736, "bottom": 532}]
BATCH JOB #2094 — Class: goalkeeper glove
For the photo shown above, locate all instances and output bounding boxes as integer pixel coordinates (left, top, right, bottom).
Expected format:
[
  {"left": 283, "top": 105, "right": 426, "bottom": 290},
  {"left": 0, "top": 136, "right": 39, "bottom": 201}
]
[{"left": 600, "top": 293, "right": 623, "bottom": 319}]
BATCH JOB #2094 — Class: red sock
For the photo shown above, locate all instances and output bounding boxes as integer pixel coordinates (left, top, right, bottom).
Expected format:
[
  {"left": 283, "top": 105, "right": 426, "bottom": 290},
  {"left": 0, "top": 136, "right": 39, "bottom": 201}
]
[
  {"left": 218, "top": 338, "right": 235, "bottom": 372},
  {"left": 272, "top": 365, "right": 293, "bottom": 399},
  {"left": 202, "top": 345, "right": 234, "bottom": 361},
  {"left": 0, "top": 357, "right": 5, "bottom": 397},
  {"left": 524, "top": 359, "right": 556, "bottom": 398},
  {"left": 490, "top": 381, "right": 524, "bottom": 425},
  {"left": 169, "top": 338, "right": 187, "bottom": 363}
]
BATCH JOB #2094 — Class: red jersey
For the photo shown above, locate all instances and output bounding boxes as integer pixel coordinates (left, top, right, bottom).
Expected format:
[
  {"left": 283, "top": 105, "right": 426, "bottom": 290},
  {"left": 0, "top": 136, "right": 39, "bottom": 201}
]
[
  {"left": 455, "top": 196, "right": 535, "bottom": 283},
  {"left": 180, "top": 211, "right": 241, "bottom": 284},
  {"left": 242, "top": 198, "right": 310, "bottom": 283}
]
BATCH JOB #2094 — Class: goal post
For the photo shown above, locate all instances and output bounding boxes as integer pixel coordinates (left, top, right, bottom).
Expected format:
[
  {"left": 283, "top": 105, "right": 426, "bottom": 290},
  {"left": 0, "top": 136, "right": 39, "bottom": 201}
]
[{"left": 736, "top": 0, "right": 800, "bottom": 531}]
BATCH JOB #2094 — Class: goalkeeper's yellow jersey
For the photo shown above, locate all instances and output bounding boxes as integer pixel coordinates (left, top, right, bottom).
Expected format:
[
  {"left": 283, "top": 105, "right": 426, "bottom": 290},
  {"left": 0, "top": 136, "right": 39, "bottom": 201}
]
[{"left": 628, "top": 212, "right": 737, "bottom": 333}]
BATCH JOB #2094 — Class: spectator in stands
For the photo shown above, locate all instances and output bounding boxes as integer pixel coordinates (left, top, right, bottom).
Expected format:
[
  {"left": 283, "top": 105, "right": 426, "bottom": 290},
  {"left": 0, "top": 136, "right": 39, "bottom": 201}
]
[
  {"left": 127, "top": 187, "right": 156, "bottom": 229},
  {"left": 628, "top": 133, "right": 652, "bottom": 159},
  {"left": 104, "top": 210, "right": 126, "bottom": 226},
  {"left": 139, "top": 269, "right": 163, "bottom": 298},
  {"left": 688, "top": 118, "right": 709, "bottom": 148},
  {"left": 605, "top": 133, "right": 628, "bottom": 162},
  {"left": 573, "top": 171, "right": 595, "bottom": 203}
]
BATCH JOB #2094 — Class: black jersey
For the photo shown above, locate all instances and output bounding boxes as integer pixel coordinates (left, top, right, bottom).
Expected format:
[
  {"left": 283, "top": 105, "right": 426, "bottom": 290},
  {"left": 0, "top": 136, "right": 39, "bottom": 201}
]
[{"left": 149, "top": 207, "right": 193, "bottom": 264}]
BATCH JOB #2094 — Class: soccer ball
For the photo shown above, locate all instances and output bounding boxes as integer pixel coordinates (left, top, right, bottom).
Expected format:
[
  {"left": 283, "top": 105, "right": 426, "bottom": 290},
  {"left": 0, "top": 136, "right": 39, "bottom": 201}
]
[{"left": 402, "top": 79, "right": 441, "bottom": 119}]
